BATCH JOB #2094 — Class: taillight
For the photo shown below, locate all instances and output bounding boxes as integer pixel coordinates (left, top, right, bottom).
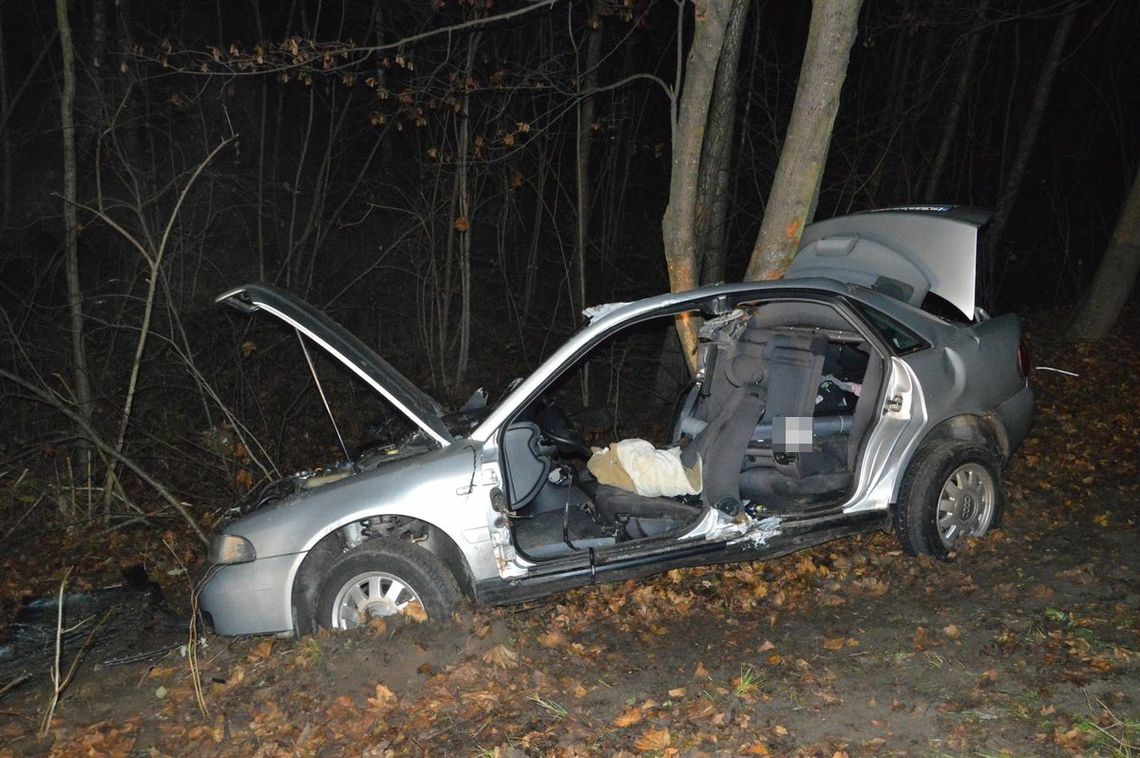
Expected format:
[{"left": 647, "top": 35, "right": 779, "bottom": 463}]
[{"left": 1017, "top": 342, "right": 1030, "bottom": 380}]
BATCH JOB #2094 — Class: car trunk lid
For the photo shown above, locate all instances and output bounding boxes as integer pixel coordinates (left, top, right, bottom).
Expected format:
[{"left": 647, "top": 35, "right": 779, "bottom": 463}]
[{"left": 784, "top": 206, "right": 990, "bottom": 321}]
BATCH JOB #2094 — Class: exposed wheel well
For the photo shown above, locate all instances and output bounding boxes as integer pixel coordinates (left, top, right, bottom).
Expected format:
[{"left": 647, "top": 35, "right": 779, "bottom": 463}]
[
  {"left": 290, "top": 514, "right": 474, "bottom": 635},
  {"left": 919, "top": 413, "right": 1010, "bottom": 462}
]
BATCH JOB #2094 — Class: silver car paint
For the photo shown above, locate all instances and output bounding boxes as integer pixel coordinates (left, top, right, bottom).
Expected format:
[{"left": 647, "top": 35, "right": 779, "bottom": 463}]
[
  {"left": 787, "top": 206, "right": 990, "bottom": 321},
  {"left": 200, "top": 443, "right": 487, "bottom": 635},
  {"left": 215, "top": 285, "right": 453, "bottom": 446},
  {"left": 200, "top": 211, "right": 1033, "bottom": 636}
]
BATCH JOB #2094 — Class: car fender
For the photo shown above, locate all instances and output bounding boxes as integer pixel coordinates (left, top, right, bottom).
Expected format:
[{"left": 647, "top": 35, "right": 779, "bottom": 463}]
[{"left": 216, "top": 441, "right": 502, "bottom": 634}]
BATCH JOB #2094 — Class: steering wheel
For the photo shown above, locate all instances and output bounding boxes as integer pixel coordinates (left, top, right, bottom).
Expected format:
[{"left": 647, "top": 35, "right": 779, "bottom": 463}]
[{"left": 533, "top": 399, "right": 592, "bottom": 459}]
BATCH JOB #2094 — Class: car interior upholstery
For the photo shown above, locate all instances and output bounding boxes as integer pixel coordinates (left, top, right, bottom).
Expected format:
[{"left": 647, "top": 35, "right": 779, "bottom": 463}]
[{"left": 506, "top": 301, "right": 885, "bottom": 561}]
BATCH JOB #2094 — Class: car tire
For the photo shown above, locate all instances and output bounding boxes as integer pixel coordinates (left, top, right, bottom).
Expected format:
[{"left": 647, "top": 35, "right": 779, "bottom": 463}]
[
  {"left": 315, "top": 539, "right": 460, "bottom": 629},
  {"left": 895, "top": 442, "right": 1004, "bottom": 559}
]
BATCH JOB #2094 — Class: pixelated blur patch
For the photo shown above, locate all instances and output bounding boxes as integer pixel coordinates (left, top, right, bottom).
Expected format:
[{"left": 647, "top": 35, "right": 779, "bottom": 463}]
[{"left": 774, "top": 416, "right": 813, "bottom": 453}]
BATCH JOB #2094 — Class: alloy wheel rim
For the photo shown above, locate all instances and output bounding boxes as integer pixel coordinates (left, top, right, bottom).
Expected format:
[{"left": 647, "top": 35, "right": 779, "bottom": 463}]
[
  {"left": 330, "top": 571, "right": 424, "bottom": 629},
  {"left": 935, "top": 462, "right": 996, "bottom": 548}
]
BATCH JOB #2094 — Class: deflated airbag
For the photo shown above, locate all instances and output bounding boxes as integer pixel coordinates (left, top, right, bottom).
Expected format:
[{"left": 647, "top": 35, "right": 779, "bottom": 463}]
[{"left": 587, "top": 439, "right": 702, "bottom": 498}]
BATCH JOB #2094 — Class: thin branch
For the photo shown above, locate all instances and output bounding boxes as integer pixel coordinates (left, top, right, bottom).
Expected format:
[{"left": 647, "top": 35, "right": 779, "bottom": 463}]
[{"left": 0, "top": 369, "right": 209, "bottom": 544}]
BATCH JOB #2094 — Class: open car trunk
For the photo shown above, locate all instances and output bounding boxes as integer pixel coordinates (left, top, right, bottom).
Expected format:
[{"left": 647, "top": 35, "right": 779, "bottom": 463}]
[{"left": 504, "top": 300, "right": 886, "bottom": 563}]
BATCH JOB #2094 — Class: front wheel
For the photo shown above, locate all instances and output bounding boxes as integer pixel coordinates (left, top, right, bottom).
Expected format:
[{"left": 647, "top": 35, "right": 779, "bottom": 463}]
[
  {"left": 895, "top": 442, "right": 1004, "bottom": 559},
  {"left": 315, "top": 539, "right": 460, "bottom": 629}
]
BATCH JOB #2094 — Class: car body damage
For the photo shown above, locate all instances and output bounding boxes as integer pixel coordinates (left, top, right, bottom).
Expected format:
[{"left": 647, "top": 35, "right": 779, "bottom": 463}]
[{"left": 199, "top": 207, "right": 1033, "bottom": 637}]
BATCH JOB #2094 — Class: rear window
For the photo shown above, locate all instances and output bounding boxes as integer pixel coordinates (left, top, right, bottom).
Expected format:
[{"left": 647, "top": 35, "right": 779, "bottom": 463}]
[{"left": 860, "top": 307, "right": 926, "bottom": 354}]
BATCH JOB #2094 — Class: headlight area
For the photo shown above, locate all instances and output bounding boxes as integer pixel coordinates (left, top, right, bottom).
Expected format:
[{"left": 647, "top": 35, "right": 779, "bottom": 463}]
[{"left": 208, "top": 533, "right": 257, "bottom": 565}]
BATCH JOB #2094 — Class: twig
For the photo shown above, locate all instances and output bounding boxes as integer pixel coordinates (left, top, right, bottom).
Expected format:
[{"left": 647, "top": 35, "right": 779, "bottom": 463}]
[
  {"left": 38, "top": 567, "right": 70, "bottom": 737},
  {"left": 0, "top": 674, "right": 30, "bottom": 699},
  {"left": 37, "top": 586, "right": 111, "bottom": 735},
  {"left": 164, "top": 537, "right": 208, "bottom": 718},
  {"left": 0, "top": 369, "right": 208, "bottom": 544}
]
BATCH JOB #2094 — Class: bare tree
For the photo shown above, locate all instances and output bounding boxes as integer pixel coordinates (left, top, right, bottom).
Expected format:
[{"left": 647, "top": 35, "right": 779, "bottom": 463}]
[
  {"left": 694, "top": 0, "right": 750, "bottom": 286},
  {"left": 746, "top": 0, "right": 863, "bottom": 281},
  {"left": 661, "top": 0, "right": 734, "bottom": 367},
  {"left": 923, "top": 2, "right": 989, "bottom": 201},
  {"left": 983, "top": 6, "right": 1074, "bottom": 302},
  {"left": 55, "top": 0, "right": 95, "bottom": 444},
  {"left": 575, "top": 12, "right": 603, "bottom": 405},
  {"left": 1066, "top": 165, "right": 1140, "bottom": 341}
]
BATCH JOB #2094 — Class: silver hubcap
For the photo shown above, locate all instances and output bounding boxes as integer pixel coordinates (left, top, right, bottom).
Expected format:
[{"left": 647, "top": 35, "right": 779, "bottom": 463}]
[
  {"left": 330, "top": 571, "right": 423, "bottom": 629},
  {"left": 936, "top": 462, "right": 996, "bottom": 548}
]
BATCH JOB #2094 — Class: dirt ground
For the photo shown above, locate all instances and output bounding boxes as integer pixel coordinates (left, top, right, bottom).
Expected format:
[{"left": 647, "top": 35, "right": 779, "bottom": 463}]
[{"left": 1, "top": 312, "right": 1137, "bottom": 756}]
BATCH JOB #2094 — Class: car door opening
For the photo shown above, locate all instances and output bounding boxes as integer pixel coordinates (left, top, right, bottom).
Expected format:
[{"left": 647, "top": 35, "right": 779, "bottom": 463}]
[{"left": 501, "top": 300, "right": 887, "bottom": 564}]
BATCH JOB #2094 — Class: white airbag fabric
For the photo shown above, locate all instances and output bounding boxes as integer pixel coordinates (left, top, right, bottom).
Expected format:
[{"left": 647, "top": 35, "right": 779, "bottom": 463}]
[{"left": 587, "top": 439, "right": 702, "bottom": 497}]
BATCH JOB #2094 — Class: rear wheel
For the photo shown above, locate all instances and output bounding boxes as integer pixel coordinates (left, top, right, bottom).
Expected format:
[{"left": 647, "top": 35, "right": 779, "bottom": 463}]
[
  {"left": 315, "top": 539, "right": 460, "bottom": 629},
  {"left": 896, "top": 442, "right": 1004, "bottom": 559}
]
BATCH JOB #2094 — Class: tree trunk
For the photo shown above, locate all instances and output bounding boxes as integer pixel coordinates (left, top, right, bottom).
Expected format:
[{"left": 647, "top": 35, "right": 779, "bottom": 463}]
[
  {"left": 1066, "top": 166, "right": 1140, "bottom": 341},
  {"left": 0, "top": 5, "right": 10, "bottom": 231},
  {"left": 694, "top": 0, "right": 750, "bottom": 285},
  {"left": 983, "top": 9, "right": 1074, "bottom": 302},
  {"left": 661, "top": 0, "right": 733, "bottom": 370},
  {"left": 575, "top": 13, "right": 602, "bottom": 405},
  {"left": 56, "top": 0, "right": 94, "bottom": 431},
  {"left": 923, "top": 3, "right": 987, "bottom": 201},
  {"left": 745, "top": 0, "right": 862, "bottom": 281}
]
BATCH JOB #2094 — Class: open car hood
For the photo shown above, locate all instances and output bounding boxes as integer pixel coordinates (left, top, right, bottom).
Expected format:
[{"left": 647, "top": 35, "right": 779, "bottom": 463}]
[
  {"left": 784, "top": 206, "right": 991, "bottom": 320},
  {"left": 216, "top": 284, "right": 452, "bottom": 446}
]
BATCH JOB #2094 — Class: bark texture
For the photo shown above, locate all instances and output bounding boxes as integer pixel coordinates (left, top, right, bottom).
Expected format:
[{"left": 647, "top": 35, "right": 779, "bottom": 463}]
[
  {"left": 662, "top": 0, "right": 732, "bottom": 291},
  {"left": 745, "top": 0, "right": 862, "bottom": 281},
  {"left": 56, "top": 0, "right": 94, "bottom": 425},
  {"left": 661, "top": 0, "right": 733, "bottom": 367},
  {"left": 1066, "top": 166, "right": 1140, "bottom": 341},
  {"left": 693, "top": 0, "right": 750, "bottom": 285}
]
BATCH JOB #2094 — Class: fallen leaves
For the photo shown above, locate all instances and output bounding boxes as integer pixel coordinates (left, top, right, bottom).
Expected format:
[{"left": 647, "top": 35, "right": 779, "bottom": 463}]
[
  {"left": 613, "top": 706, "right": 644, "bottom": 728},
  {"left": 366, "top": 683, "right": 397, "bottom": 709},
  {"left": 632, "top": 727, "right": 671, "bottom": 753},
  {"left": 481, "top": 643, "right": 519, "bottom": 669},
  {"left": 5, "top": 311, "right": 1139, "bottom": 757},
  {"left": 822, "top": 636, "right": 859, "bottom": 651}
]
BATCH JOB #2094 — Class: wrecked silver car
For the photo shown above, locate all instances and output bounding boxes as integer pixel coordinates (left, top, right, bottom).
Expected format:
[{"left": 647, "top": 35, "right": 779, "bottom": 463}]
[{"left": 199, "top": 207, "right": 1034, "bottom": 636}]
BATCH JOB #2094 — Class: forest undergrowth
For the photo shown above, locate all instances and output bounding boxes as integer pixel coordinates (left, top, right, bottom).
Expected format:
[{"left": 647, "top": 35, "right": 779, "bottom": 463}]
[{"left": 0, "top": 308, "right": 1137, "bottom": 757}]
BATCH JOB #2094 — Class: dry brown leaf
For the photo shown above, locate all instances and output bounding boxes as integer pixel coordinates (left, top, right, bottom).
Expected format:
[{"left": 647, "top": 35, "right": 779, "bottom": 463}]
[
  {"left": 942, "top": 624, "right": 962, "bottom": 640},
  {"left": 612, "top": 707, "right": 644, "bottom": 728},
  {"left": 667, "top": 687, "right": 686, "bottom": 698},
  {"left": 822, "top": 637, "right": 846, "bottom": 651},
  {"left": 367, "top": 683, "right": 396, "bottom": 708},
  {"left": 633, "top": 727, "right": 670, "bottom": 753},
  {"left": 403, "top": 600, "right": 428, "bottom": 622},
  {"left": 912, "top": 626, "right": 931, "bottom": 651},
  {"left": 246, "top": 638, "right": 275, "bottom": 662},
  {"left": 694, "top": 661, "right": 709, "bottom": 678},
  {"left": 742, "top": 742, "right": 770, "bottom": 756},
  {"left": 537, "top": 630, "right": 567, "bottom": 649},
  {"left": 482, "top": 644, "right": 519, "bottom": 669}
]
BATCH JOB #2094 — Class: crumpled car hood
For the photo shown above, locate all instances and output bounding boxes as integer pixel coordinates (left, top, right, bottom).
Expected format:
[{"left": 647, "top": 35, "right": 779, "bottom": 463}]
[
  {"left": 216, "top": 284, "right": 453, "bottom": 446},
  {"left": 785, "top": 206, "right": 990, "bottom": 321}
]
